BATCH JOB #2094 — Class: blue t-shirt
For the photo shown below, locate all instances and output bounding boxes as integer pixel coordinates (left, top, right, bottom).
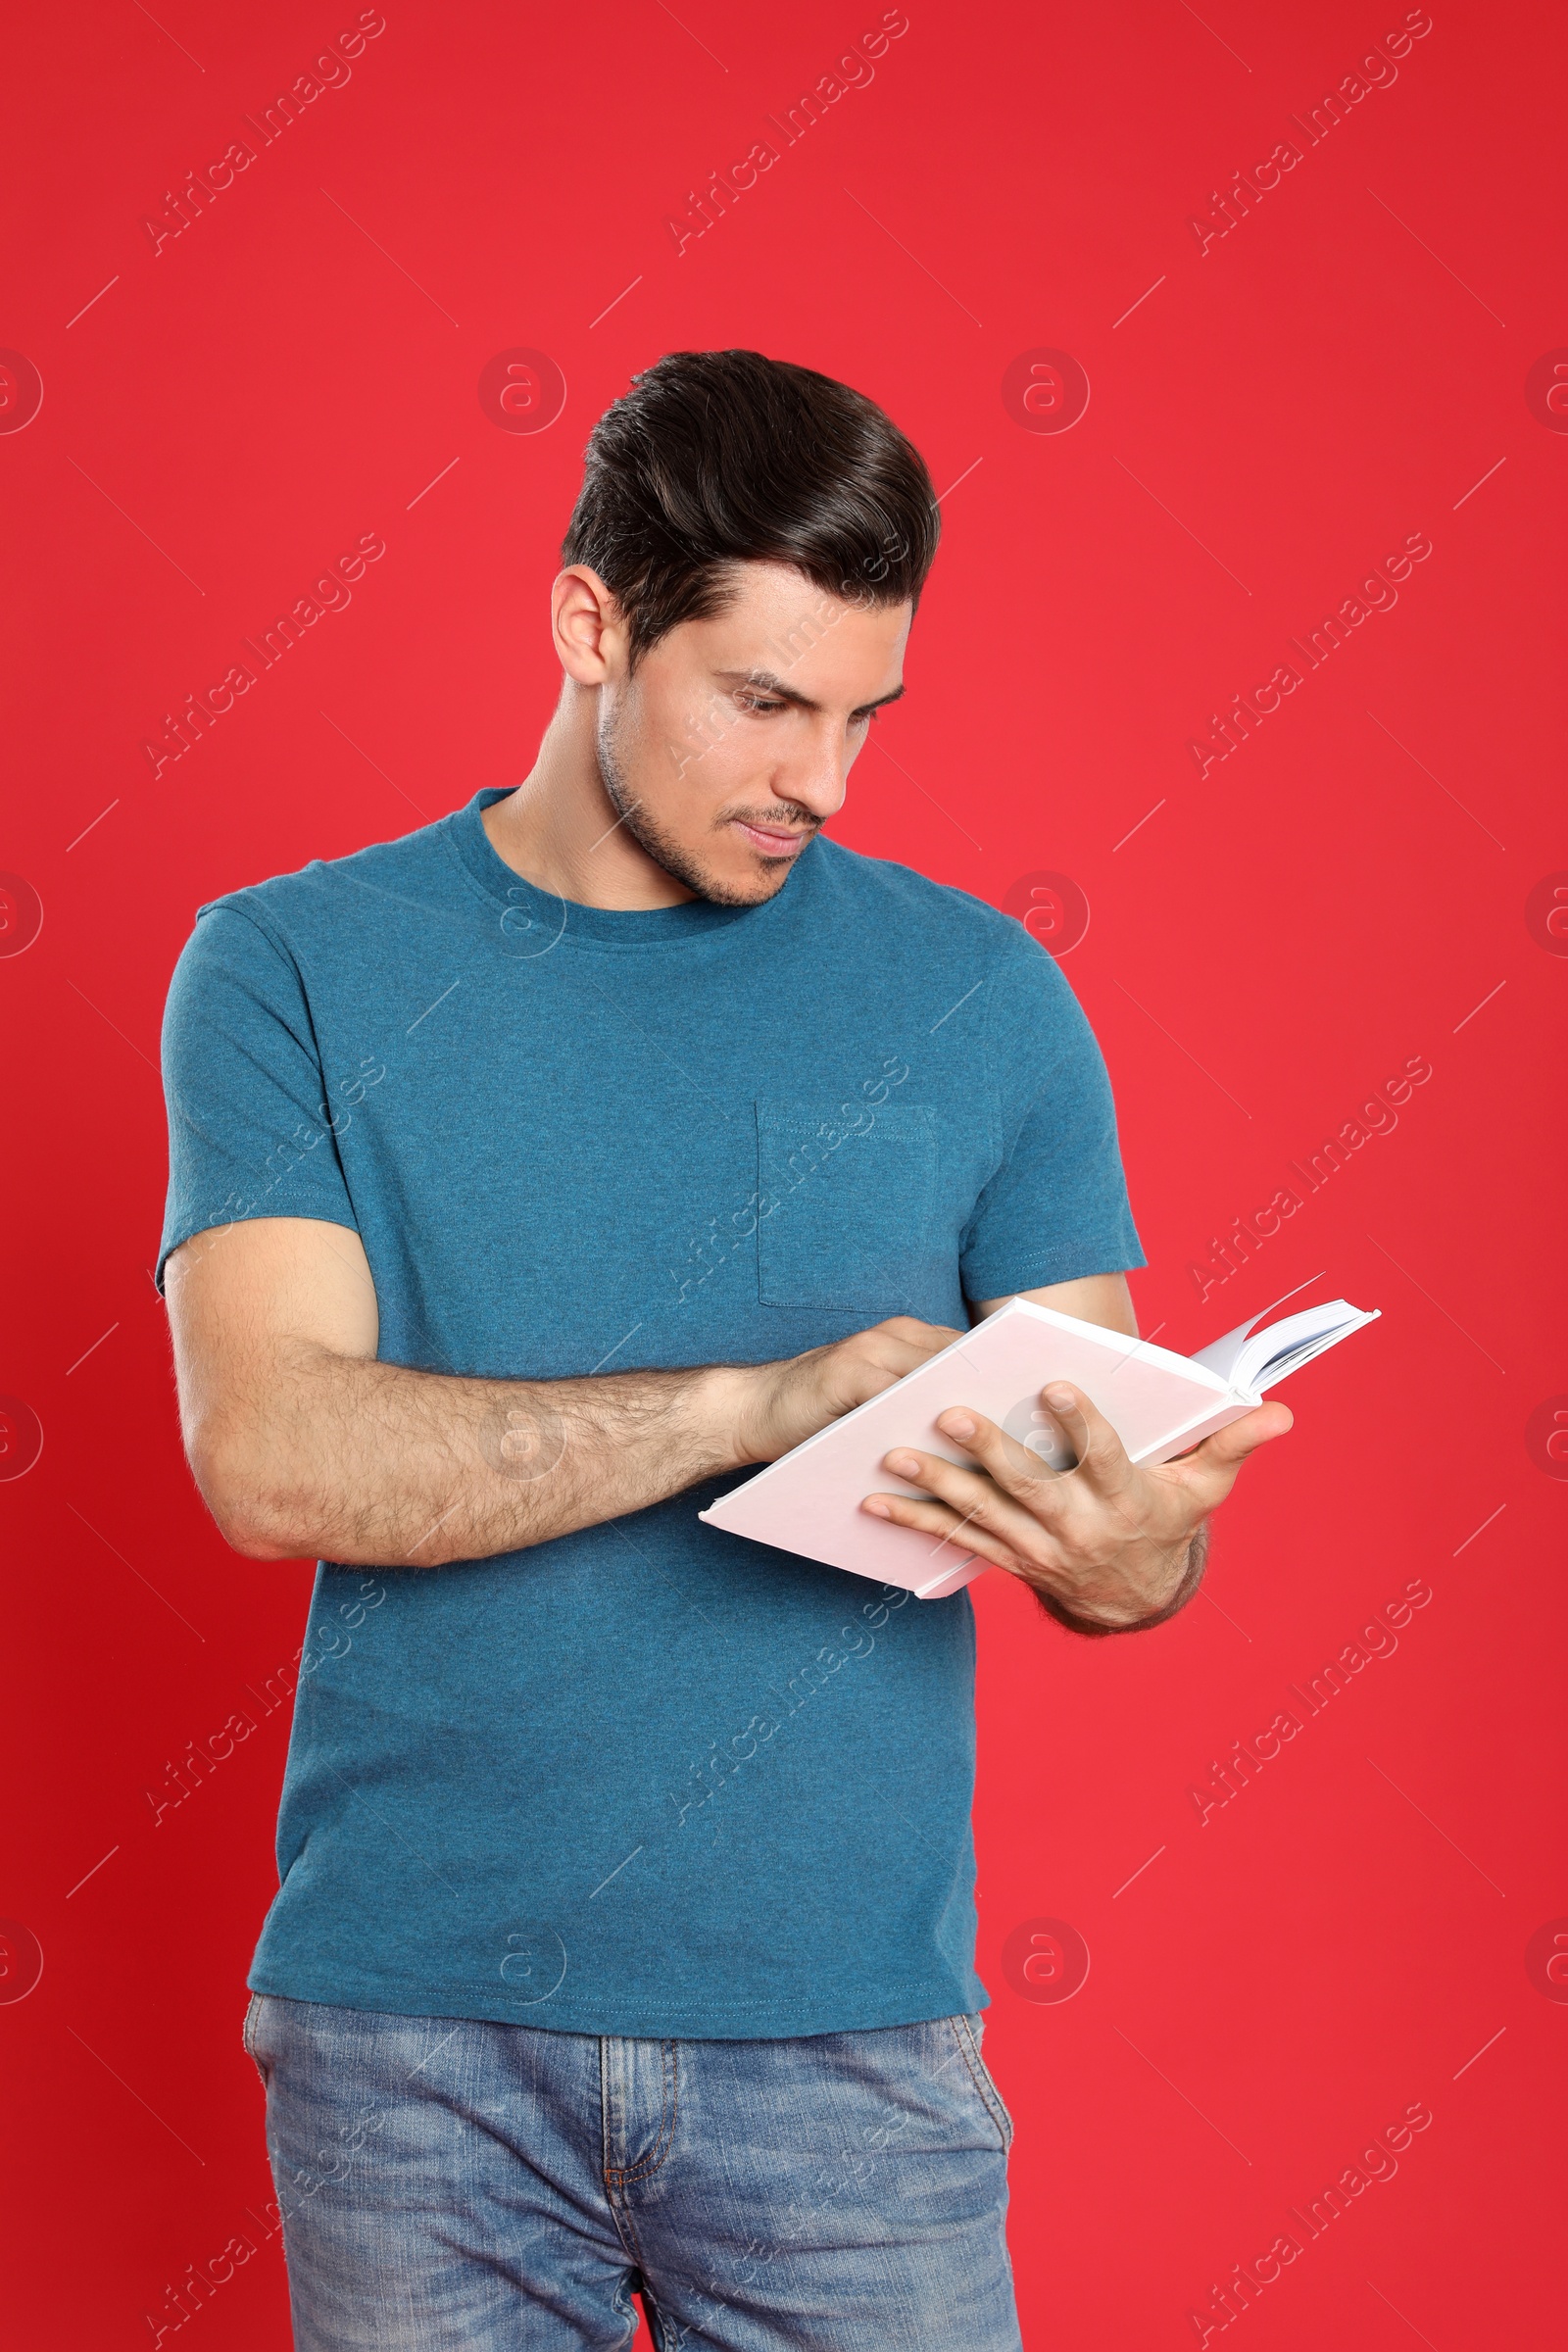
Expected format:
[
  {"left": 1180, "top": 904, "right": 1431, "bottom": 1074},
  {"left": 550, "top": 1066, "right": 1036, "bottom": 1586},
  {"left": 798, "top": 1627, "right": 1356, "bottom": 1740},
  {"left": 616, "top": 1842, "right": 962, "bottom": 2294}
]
[{"left": 159, "top": 790, "right": 1144, "bottom": 2037}]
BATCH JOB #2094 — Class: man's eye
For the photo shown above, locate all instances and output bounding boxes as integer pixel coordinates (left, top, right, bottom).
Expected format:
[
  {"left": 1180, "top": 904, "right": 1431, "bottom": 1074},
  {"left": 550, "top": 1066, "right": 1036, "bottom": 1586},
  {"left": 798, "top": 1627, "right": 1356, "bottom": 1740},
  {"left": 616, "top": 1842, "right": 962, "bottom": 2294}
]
[{"left": 738, "top": 696, "right": 787, "bottom": 715}]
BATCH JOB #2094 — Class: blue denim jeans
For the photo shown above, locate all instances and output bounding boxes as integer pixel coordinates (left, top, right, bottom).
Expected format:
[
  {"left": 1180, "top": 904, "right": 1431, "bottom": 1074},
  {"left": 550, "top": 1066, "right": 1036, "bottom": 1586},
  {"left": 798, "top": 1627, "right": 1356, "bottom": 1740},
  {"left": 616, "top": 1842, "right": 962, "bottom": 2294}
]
[{"left": 244, "top": 1993, "right": 1021, "bottom": 2350}]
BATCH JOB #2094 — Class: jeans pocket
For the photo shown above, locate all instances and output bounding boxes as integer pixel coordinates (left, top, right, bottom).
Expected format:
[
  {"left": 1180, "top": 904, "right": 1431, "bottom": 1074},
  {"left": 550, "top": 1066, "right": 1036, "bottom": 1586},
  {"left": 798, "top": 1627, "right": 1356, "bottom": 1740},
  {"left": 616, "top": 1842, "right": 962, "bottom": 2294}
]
[
  {"left": 241, "top": 1990, "right": 269, "bottom": 2089},
  {"left": 756, "top": 1099, "right": 937, "bottom": 1311},
  {"left": 948, "top": 2013, "right": 1013, "bottom": 2152}
]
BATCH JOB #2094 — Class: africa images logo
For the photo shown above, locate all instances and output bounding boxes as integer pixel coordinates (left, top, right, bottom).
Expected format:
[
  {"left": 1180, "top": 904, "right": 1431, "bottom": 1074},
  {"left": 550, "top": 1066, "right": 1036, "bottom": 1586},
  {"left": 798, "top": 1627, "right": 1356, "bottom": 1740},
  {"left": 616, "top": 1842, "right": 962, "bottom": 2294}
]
[
  {"left": 1003, "top": 872, "right": 1090, "bottom": 955},
  {"left": 477, "top": 350, "right": 566, "bottom": 434},
  {"left": 1001, "top": 1917, "right": 1091, "bottom": 2004},
  {"left": 1001, "top": 350, "right": 1091, "bottom": 435},
  {"left": 0, "top": 350, "right": 44, "bottom": 434}
]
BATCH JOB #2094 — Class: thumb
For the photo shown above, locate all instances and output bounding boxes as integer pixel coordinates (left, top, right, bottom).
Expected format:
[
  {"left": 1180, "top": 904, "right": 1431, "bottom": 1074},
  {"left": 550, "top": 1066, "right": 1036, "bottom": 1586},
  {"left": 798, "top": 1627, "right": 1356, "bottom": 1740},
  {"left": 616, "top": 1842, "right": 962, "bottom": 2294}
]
[{"left": 1194, "top": 1401, "right": 1294, "bottom": 1470}]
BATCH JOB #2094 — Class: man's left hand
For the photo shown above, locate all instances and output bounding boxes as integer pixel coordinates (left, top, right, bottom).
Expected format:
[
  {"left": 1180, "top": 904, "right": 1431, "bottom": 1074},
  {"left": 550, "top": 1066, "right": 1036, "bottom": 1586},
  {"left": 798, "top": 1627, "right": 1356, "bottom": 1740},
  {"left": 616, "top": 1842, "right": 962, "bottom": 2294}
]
[{"left": 861, "top": 1385, "right": 1293, "bottom": 1631}]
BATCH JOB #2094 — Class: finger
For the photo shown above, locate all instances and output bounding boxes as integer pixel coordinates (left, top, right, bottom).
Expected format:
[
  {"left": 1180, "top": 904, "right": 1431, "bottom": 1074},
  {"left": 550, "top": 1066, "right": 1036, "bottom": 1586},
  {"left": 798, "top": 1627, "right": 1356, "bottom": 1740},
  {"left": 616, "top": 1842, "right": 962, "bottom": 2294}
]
[
  {"left": 1002, "top": 1382, "right": 1136, "bottom": 1498},
  {"left": 834, "top": 1335, "right": 956, "bottom": 1400},
  {"left": 879, "top": 1446, "right": 996, "bottom": 1511},
  {"left": 927, "top": 1407, "right": 1066, "bottom": 1494},
  {"left": 861, "top": 1338, "right": 940, "bottom": 1374},
  {"left": 876, "top": 1446, "right": 1062, "bottom": 1552},
  {"left": 1149, "top": 1404, "right": 1294, "bottom": 1525},
  {"left": 860, "top": 1489, "right": 1030, "bottom": 1574},
  {"left": 1182, "top": 1401, "right": 1294, "bottom": 1477},
  {"left": 872, "top": 1316, "right": 966, "bottom": 1348},
  {"left": 852, "top": 1324, "right": 965, "bottom": 1378}
]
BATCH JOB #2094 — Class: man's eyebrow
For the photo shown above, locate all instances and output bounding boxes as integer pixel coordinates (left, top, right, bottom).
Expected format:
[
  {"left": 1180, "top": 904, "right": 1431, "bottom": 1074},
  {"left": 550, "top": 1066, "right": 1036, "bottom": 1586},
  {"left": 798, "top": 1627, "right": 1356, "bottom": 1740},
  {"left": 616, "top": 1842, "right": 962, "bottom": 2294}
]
[{"left": 713, "top": 668, "right": 906, "bottom": 715}]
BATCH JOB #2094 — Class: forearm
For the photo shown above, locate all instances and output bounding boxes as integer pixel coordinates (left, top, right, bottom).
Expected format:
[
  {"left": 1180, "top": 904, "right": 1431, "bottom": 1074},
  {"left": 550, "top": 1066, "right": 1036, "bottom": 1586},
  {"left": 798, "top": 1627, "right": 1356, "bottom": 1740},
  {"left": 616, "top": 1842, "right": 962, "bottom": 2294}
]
[{"left": 194, "top": 1347, "right": 751, "bottom": 1566}]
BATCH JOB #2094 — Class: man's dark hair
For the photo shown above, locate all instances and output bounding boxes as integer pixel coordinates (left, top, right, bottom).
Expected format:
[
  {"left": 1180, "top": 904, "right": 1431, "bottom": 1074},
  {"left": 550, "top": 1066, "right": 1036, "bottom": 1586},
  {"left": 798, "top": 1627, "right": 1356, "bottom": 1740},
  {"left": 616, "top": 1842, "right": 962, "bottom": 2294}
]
[{"left": 562, "top": 350, "right": 940, "bottom": 665}]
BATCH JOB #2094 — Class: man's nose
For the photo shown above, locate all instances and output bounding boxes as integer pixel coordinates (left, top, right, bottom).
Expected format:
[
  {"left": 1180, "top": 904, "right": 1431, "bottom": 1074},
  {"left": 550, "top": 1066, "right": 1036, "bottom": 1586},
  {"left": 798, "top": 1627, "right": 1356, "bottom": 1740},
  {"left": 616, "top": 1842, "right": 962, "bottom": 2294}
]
[{"left": 776, "top": 723, "right": 855, "bottom": 819}]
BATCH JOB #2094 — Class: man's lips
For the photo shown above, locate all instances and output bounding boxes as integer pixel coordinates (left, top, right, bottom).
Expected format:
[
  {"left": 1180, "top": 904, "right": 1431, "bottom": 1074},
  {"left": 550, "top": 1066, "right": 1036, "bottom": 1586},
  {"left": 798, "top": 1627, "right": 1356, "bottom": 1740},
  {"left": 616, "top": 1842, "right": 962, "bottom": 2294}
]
[{"left": 732, "top": 818, "right": 811, "bottom": 856}]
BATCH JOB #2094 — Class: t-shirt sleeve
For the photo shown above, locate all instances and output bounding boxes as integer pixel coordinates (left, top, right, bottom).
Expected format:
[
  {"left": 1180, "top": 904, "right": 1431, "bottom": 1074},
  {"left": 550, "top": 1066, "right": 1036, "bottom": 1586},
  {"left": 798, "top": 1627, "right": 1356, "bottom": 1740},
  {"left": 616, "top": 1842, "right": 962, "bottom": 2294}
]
[
  {"left": 157, "top": 901, "right": 360, "bottom": 1288},
  {"left": 957, "top": 941, "right": 1145, "bottom": 1302}
]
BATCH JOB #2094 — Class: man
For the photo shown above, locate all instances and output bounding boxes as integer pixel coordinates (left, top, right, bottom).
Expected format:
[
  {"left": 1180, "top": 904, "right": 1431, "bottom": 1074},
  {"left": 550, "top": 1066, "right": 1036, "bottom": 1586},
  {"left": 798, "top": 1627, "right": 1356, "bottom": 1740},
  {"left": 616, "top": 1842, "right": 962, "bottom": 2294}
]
[{"left": 161, "top": 349, "right": 1289, "bottom": 2350}]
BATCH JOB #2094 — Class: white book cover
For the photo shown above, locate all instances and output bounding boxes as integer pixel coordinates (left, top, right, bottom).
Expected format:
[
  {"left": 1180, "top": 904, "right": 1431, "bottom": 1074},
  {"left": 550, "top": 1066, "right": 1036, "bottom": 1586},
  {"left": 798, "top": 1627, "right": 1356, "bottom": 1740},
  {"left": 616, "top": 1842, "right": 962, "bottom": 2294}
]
[{"left": 699, "top": 1292, "right": 1380, "bottom": 1600}]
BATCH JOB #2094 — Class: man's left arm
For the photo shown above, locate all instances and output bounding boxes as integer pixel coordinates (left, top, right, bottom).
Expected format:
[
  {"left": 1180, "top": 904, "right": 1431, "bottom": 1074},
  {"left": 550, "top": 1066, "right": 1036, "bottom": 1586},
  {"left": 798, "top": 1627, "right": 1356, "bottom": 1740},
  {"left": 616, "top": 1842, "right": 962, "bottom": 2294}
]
[{"left": 861, "top": 1272, "right": 1293, "bottom": 1635}]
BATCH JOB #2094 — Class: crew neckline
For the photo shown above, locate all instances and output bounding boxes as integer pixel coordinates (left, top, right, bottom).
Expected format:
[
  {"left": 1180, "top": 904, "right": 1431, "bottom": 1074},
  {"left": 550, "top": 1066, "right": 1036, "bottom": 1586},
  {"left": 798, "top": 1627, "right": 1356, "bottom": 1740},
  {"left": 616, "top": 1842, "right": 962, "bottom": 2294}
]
[{"left": 447, "top": 788, "right": 809, "bottom": 948}]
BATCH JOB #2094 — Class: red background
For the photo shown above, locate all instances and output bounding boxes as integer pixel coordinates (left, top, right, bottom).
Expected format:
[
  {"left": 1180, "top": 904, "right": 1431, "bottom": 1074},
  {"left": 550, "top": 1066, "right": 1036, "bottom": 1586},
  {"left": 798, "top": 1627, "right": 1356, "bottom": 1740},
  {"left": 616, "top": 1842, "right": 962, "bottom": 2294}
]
[{"left": 3, "top": 0, "right": 1564, "bottom": 2342}]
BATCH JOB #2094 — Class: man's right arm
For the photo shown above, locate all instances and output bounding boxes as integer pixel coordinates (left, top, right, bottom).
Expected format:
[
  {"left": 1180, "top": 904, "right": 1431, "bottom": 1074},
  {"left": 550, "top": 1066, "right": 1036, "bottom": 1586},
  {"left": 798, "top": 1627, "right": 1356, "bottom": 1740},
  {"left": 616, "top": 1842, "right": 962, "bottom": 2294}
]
[{"left": 165, "top": 1216, "right": 958, "bottom": 1567}]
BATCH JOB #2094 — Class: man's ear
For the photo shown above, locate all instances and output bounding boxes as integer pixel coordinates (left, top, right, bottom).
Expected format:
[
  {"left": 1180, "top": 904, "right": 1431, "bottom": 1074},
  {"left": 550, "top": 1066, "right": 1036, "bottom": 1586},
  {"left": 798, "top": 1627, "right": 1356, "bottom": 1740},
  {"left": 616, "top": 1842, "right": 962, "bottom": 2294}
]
[{"left": 552, "top": 565, "right": 629, "bottom": 685}]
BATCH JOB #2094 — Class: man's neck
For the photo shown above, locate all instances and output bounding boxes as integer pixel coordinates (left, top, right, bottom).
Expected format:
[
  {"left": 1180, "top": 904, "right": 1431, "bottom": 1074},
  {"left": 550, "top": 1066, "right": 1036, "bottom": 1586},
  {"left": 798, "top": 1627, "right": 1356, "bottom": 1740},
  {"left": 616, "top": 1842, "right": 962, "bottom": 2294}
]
[{"left": 481, "top": 686, "right": 696, "bottom": 911}]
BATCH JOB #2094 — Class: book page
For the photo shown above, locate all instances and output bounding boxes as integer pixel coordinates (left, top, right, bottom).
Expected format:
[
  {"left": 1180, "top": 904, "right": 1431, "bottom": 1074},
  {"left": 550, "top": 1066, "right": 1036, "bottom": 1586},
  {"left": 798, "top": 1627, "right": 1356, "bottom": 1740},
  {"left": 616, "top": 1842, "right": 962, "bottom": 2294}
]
[
  {"left": 1239, "top": 1303, "right": 1375, "bottom": 1391},
  {"left": 1189, "top": 1305, "right": 1275, "bottom": 1388},
  {"left": 1191, "top": 1299, "right": 1376, "bottom": 1395}
]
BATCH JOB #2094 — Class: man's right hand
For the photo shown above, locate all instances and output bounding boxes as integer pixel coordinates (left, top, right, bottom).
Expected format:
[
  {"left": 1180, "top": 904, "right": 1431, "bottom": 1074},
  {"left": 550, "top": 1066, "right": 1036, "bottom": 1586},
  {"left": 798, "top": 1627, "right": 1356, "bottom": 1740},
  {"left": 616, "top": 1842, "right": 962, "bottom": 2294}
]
[{"left": 725, "top": 1316, "right": 965, "bottom": 1467}]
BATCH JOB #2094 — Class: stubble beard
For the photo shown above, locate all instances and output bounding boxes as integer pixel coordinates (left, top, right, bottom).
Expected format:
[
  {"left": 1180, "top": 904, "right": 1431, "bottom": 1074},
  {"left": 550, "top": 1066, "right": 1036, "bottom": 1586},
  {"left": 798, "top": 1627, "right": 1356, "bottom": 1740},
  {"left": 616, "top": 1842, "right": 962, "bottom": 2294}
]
[{"left": 596, "top": 700, "right": 815, "bottom": 908}]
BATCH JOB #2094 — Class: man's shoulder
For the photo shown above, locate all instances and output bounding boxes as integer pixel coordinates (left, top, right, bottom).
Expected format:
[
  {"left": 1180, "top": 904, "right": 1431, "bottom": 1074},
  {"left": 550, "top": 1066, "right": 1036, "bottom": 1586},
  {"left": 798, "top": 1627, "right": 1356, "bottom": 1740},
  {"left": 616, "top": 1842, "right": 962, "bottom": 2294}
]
[
  {"left": 195, "top": 811, "right": 461, "bottom": 954},
  {"left": 806, "top": 836, "right": 1028, "bottom": 962}
]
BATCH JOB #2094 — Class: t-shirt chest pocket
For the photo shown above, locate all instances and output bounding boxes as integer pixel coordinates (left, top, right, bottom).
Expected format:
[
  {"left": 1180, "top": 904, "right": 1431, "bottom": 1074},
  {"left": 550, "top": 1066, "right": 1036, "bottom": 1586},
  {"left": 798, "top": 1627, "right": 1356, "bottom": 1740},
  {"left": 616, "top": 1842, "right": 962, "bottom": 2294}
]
[{"left": 756, "top": 1100, "right": 938, "bottom": 1312}]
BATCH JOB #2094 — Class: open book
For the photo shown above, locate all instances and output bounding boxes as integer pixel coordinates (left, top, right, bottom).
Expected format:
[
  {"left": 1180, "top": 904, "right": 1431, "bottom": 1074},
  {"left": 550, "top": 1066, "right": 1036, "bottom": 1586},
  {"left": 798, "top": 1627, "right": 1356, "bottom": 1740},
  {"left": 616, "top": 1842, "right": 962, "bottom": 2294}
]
[{"left": 699, "top": 1293, "right": 1379, "bottom": 1600}]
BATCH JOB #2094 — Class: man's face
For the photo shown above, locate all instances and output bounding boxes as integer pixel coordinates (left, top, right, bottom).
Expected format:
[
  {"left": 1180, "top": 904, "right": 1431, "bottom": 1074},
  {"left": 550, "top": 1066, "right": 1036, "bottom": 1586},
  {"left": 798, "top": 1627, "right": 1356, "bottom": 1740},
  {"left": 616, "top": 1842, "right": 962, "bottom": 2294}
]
[{"left": 595, "top": 562, "right": 913, "bottom": 906}]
